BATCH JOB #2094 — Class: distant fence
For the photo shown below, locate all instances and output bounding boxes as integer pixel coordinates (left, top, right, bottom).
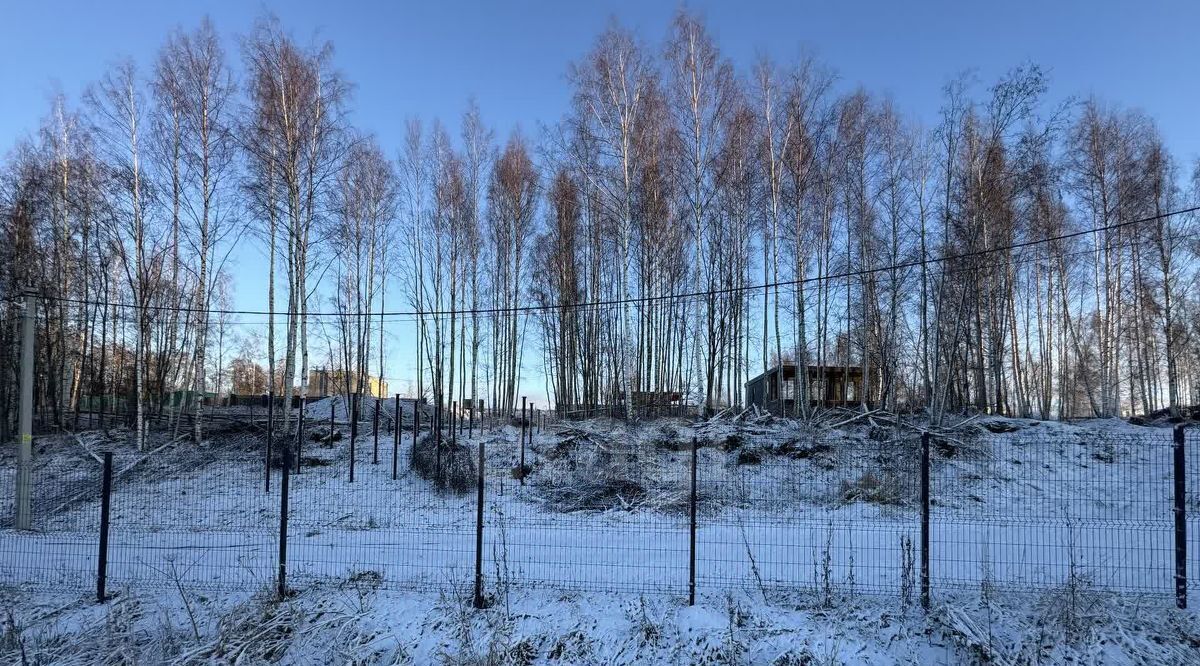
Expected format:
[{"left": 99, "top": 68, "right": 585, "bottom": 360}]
[
  {"left": 556, "top": 404, "right": 699, "bottom": 420},
  {"left": 1, "top": 418, "right": 1197, "bottom": 611},
  {"left": 31, "top": 394, "right": 545, "bottom": 438}
]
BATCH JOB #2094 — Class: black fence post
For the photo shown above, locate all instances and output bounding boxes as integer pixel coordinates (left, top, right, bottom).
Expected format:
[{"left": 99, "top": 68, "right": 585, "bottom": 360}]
[
  {"left": 520, "top": 397, "right": 527, "bottom": 485},
  {"left": 920, "top": 432, "right": 931, "bottom": 610},
  {"left": 393, "top": 394, "right": 400, "bottom": 480},
  {"left": 296, "top": 396, "right": 305, "bottom": 474},
  {"left": 473, "top": 440, "right": 486, "bottom": 609},
  {"left": 413, "top": 399, "right": 420, "bottom": 466},
  {"left": 265, "top": 393, "right": 273, "bottom": 493},
  {"left": 373, "top": 399, "right": 380, "bottom": 465},
  {"left": 277, "top": 434, "right": 290, "bottom": 600},
  {"left": 435, "top": 394, "right": 443, "bottom": 484},
  {"left": 689, "top": 436, "right": 698, "bottom": 606},
  {"left": 1174, "top": 425, "right": 1187, "bottom": 609},
  {"left": 96, "top": 451, "right": 113, "bottom": 603},
  {"left": 349, "top": 394, "right": 357, "bottom": 483}
]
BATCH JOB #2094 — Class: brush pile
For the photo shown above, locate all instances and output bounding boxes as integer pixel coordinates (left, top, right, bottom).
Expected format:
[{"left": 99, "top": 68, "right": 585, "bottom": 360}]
[{"left": 534, "top": 425, "right": 745, "bottom": 514}]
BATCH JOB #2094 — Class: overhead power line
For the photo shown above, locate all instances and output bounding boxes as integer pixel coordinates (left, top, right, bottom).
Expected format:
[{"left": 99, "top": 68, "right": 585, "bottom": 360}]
[
  {"left": 10, "top": 205, "right": 1198, "bottom": 319},
  {"left": 70, "top": 234, "right": 1166, "bottom": 327}
]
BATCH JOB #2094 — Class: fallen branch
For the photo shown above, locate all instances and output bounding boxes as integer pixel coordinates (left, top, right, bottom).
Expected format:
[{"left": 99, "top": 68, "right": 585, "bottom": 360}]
[
  {"left": 936, "top": 605, "right": 1015, "bottom": 666},
  {"left": 116, "top": 435, "right": 186, "bottom": 477},
  {"left": 45, "top": 436, "right": 184, "bottom": 517},
  {"left": 72, "top": 433, "right": 104, "bottom": 465},
  {"left": 825, "top": 408, "right": 883, "bottom": 429},
  {"left": 947, "top": 413, "right": 983, "bottom": 431}
]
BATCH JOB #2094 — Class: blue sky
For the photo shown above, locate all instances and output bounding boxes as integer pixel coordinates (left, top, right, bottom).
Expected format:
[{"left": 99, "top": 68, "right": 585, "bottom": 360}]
[
  {"left": 4, "top": 1, "right": 1197, "bottom": 162},
  {"left": 2, "top": 0, "right": 1197, "bottom": 400}
]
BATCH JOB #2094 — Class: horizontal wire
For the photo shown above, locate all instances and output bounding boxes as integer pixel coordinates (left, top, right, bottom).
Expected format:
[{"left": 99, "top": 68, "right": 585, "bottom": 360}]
[
  {"left": 7, "top": 205, "right": 1194, "bottom": 319},
  {"left": 33, "top": 234, "right": 1169, "bottom": 327}
]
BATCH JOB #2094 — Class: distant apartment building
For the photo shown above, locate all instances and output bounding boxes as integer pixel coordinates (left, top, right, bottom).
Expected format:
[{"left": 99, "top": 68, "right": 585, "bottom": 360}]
[{"left": 308, "top": 367, "right": 390, "bottom": 398}]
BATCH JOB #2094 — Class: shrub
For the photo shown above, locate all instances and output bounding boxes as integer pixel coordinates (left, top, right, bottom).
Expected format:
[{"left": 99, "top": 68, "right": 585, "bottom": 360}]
[
  {"left": 308, "top": 427, "right": 342, "bottom": 445},
  {"left": 410, "top": 432, "right": 477, "bottom": 493},
  {"left": 839, "top": 471, "right": 904, "bottom": 505},
  {"left": 736, "top": 449, "right": 762, "bottom": 466}
]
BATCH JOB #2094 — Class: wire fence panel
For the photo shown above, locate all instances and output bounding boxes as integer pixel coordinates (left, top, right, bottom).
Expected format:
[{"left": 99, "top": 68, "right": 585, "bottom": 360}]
[
  {"left": 1187, "top": 430, "right": 1200, "bottom": 607},
  {"left": 485, "top": 436, "right": 690, "bottom": 597},
  {"left": 104, "top": 433, "right": 279, "bottom": 593},
  {"left": 0, "top": 439, "right": 101, "bottom": 590},
  {"left": 931, "top": 430, "right": 1180, "bottom": 597},
  {"left": 697, "top": 435, "right": 921, "bottom": 601},
  {"left": 287, "top": 424, "right": 476, "bottom": 594},
  {"left": 2, "top": 418, "right": 1198, "bottom": 610}
]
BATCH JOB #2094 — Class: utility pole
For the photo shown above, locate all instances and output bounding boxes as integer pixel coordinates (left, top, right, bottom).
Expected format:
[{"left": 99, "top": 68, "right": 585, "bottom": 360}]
[{"left": 16, "top": 288, "right": 36, "bottom": 530}]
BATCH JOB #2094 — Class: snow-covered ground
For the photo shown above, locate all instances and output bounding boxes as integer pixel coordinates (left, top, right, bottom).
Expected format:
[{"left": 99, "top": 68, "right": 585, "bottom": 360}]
[
  {"left": 1, "top": 410, "right": 1198, "bottom": 662},
  {"left": 2, "top": 574, "right": 1198, "bottom": 664}
]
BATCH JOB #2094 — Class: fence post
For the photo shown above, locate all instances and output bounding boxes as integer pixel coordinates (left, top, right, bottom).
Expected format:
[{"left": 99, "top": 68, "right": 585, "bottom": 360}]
[
  {"left": 96, "top": 451, "right": 113, "bottom": 602},
  {"left": 920, "top": 432, "right": 931, "bottom": 610},
  {"left": 296, "top": 396, "right": 305, "bottom": 474},
  {"left": 474, "top": 440, "right": 486, "bottom": 609},
  {"left": 349, "top": 394, "right": 357, "bottom": 483},
  {"left": 413, "top": 398, "right": 420, "bottom": 466},
  {"left": 393, "top": 394, "right": 400, "bottom": 480},
  {"left": 520, "top": 397, "right": 527, "bottom": 485},
  {"left": 15, "top": 289, "right": 35, "bottom": 531},
  {"left": 1174, "top": 425, "right": 1187, "bottom": 609},
  {"left": 434, "top": 394, "right": 441, "bottom": 479},
  {"left": 435, "top": 394, "right": 443, "bottom": 483},
  {"left": 277, "top": 434, "right": 290, "bottom": 600},
  {"left": 373, "top": 399, "right": 380, "bottom": 464},
  {"left": 265, "top": 393, "right": 273, "bottom": 493},
  {"left": 689, "top": 436, "right": 698, "bottom": 606}
]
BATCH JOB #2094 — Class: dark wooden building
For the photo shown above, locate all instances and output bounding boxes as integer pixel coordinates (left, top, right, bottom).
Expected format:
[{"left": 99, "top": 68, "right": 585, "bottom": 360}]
[{"left": 745, "top": 363, "right": 877, "bottom": 414}]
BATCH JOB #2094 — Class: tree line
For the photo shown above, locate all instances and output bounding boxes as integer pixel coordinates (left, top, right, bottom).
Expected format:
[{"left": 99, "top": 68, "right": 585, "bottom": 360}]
[{"left": 2, "top": 11, "right": 1199, "bottom": 448}]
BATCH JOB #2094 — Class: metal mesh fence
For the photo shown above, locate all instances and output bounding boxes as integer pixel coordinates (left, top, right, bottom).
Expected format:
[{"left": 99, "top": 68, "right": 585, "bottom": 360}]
[
  {"left": 484, "top": 438, "right": 690, "bottom": 596},
  {"left": 0, "top": 435, "right": 103, "bottom": 589},
  {"left": 931, "top": 429, "right": 1181, "bottom": 597},
  {"left": 695, "top": 435, "right": 921, "bottom": 600},
  {"left": 287, "top": 418, "right": 475, "bottom": 593},
  {"left": 2, "top": 415, "right": 1197, "bottom": 610},
  {"left": 105, "top": 437, "right": 279, "bottom": 592}
]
